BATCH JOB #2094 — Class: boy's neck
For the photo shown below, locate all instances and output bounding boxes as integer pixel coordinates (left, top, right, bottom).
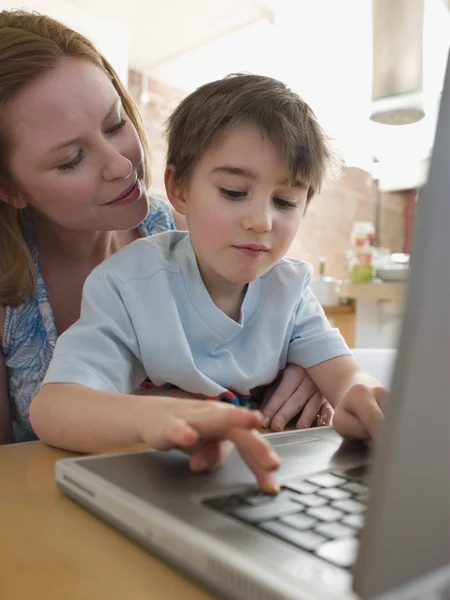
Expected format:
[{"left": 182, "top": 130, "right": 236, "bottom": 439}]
[
  {"left": 197, "top": 263, "right": 247, "bottom": 321},
  {"left": 211, "top": 285, "right": 247, "bottom": 322}
]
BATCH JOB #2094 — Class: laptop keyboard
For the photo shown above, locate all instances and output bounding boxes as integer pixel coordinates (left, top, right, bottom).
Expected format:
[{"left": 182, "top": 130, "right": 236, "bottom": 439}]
[{"left": 204, "top": 465, "right": 369, "bottom": 570}]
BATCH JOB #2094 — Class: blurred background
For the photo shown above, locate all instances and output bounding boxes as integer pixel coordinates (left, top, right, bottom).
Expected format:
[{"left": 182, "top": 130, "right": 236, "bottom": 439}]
[{"left": 2, "top": 0, "right": 449, "bottom": 348}]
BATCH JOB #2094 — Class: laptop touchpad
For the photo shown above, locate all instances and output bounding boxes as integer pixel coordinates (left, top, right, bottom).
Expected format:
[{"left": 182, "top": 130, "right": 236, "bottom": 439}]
[{"left": 276, "top": 437, "right": 343, "bottom": 479}]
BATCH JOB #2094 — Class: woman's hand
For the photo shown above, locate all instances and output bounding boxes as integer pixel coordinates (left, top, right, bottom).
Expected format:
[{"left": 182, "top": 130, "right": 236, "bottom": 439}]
[
  {"left": 135, "top": 397, "right": 281, "bottom": 493},
  {"left": 260, "top": 364, "right": 333, "bottom": 432}
]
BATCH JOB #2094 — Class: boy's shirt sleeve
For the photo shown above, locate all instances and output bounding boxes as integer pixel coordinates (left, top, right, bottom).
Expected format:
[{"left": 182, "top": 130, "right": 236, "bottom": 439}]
[
  {"left": 42, "top": 269, "right": 146, "bottom": 394},
  {"left": 288, "top": 277, "right": 352, "bottom": 369}
]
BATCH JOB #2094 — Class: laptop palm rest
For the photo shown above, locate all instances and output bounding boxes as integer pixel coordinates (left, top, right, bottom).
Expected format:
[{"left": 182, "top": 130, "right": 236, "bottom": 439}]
[{"left": 73, "top": 430, "right": 368, "bottom": 502}]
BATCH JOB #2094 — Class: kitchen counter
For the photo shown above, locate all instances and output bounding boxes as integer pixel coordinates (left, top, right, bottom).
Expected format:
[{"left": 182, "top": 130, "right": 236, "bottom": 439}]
[
  {"left": 323, "top": 305, "right": 355, "bottom": 315},
  {"left": 323, "top": 304, "right": 355, "bottom": 347},
  {"left": 339, "top": 281, "right": 406, "bottom": 302},
  {"left": 337, "top": 281, "right": 406, "bottom": 348}
]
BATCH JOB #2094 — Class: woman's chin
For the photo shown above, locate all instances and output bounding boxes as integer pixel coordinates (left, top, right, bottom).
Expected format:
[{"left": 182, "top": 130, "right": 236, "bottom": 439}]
[{"left": 108, "top": 190, "right": 149, "bottom": 231}]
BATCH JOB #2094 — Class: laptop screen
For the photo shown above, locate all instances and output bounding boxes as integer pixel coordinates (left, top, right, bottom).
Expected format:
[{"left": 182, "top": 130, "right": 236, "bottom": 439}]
[{"left": 353, "top": 50, "right": 450, "bottom": 599}]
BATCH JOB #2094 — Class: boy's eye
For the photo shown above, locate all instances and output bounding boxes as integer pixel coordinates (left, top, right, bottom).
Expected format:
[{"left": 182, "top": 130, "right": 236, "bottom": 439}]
[
  {"left": 220, "top": 188, "right": 246, "bottom": 199},
  {"left": 274, "top": 196, "right": 297, "bottom": 209}
]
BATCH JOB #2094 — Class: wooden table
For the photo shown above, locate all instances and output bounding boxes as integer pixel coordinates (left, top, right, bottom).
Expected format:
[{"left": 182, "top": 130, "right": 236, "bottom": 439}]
[{"left": 0, "top": 441, "right": 218, "bottom": 600}]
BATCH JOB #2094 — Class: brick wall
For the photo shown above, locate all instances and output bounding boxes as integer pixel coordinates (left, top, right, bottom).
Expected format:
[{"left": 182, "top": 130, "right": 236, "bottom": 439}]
[
  {"left": 129, "top": 69, "right": 407, "bottom": 280},
  {"left": 292, "top": 170, "right": 408, "bottom": 278}
]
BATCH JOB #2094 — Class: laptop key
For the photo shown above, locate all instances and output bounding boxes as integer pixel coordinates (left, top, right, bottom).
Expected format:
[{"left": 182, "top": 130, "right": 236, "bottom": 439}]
[
  {"left": 341, "top": 482, "right": 368, "bottom": 495},
  {"left": 306, "top": 506, "right": 344, "bottom": 522},
  {"left": 317, "top": 487, "right": 352, "bottom": 501},
  {"left": 230, "top": 499, "right": 303, "bottom": 523},
  {"left": 243, "top": 495, "right": 275, "bottom": 506},
  {"left": 277, "top": 490, "right": 311, "bottom": 505},
  {"left": 260, "top": 520, "right": 327, "bottom": 551},
  {"left": 306, "top": 473, "right": 347, "bottom": 488},
  {"left": 342, "top": 514, "right": 365, "bottom": 530},
  {"left": 315, "top": 522, "right": 355, "bottom": 539},
  {"left": 239, "top": 490, "right": 288, "bottom": 506},
  {"left": 331, "top": 499, "right": 366, "bottom": 514},
  {"left": 341, "top": 465, "right": 369, "bottom": 482},
  {"left": 280, "top": 513, "right": 318, "bottom": 531},
  {"left": 284, "top": 480, "right": 320, "bottom": 495},
  {"left": 294, "top": 494, "right": 327, "bottom": 508},
  {"left": 316, "top": 537, "right": 360, "bottom": 568}
]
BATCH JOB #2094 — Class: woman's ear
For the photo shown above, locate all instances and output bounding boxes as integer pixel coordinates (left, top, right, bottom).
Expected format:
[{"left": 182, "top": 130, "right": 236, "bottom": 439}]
[
  {"left": 0, "top": 185, "right": 26, "bottom": 209},
  {"left": 164, "top": 165, "right": 187, "bottom": 215}
]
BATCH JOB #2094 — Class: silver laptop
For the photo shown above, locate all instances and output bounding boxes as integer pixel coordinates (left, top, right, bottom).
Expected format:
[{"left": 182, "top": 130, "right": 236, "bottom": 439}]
[{"left": 55, "top": 53, "right": 450, "bottom": 600}]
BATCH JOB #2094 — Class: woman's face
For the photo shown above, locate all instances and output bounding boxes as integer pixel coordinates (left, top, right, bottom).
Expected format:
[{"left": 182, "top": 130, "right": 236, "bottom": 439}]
[{"left": 2, "top": 56, "right": 148, "bottom": 231}]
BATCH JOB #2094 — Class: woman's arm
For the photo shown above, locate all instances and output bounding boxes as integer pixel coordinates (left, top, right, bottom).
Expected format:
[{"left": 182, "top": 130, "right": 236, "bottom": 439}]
[{"left": 0, "top": 306, "right": 13, "bottom": 444}]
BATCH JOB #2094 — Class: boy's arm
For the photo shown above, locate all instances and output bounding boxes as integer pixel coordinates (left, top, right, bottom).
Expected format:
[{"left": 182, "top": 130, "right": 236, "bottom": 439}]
[
  {"left": 307, "top": 355, "right": 386, "bottom": 441},
  {"left": 30, "top": 268, "right": 146, "bottom": 446},
  {"left": 262, "top": 275, "right": 352, "bottom": 431},
  {"left": 42, "top": 269, "right": 146, "bottom": 396},
  {"left": 286, "top": 280, "right": 385, "bottom": 441},
  {"left": 30, "top": 383, "right": 280, "bottom": 493},
  {"left": 30, "top": 269, "right": 282, "bottom": 493},
  {"left": 31, "top": 383, "right": 149, "bottom": 451}
]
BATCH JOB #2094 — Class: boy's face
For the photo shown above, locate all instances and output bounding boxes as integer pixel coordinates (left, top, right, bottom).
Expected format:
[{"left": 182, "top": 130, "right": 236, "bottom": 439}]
[{"left": 167, "top": 126, "right": 308, "bottom": 296}]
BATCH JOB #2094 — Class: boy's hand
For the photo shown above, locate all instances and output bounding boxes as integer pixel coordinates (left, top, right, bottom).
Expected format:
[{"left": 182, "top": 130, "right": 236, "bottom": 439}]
[
  {"left": 260, "top": 364, "right": 333, "bottom": 431},
  {"left": 136, "top": 398, "right": 281, "bottom": 493},
  {"left": 306, "top": 355, "right": 388, "bottom": 443},
  {"left": 333, "top": 382, "right": 387, "bottom": 443}
]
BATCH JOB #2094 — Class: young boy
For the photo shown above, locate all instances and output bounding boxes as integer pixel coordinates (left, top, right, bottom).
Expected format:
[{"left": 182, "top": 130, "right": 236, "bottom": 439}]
[{"left": 32, "top": 74, "right": 385, "bottom": 490}]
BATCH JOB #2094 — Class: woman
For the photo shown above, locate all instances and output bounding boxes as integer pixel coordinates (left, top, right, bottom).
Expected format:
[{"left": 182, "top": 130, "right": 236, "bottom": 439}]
[{"left": 0, "top": 10, "right": 331, "bottom": 489}]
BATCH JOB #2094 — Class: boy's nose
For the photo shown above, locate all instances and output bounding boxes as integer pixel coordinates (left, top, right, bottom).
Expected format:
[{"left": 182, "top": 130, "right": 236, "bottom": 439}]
[{"left": 242, "top": 204, "right": 272, "bottom": 232}]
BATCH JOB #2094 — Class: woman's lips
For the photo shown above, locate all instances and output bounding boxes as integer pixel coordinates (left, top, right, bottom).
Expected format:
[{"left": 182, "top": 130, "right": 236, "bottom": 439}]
[{"left": 105, "top": 181, "right": 141, "bottom": 206}]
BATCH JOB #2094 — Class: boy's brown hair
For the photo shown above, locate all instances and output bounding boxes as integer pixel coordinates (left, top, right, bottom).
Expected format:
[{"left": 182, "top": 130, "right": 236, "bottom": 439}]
[{"left": 165, "top": 73, "right": 339, "bottom": 201}]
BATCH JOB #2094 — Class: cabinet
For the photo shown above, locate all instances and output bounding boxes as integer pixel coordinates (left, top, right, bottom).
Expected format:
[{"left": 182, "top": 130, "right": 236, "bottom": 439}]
[{"left": 323, "top": 305, "right": 356, "bottom": 348}]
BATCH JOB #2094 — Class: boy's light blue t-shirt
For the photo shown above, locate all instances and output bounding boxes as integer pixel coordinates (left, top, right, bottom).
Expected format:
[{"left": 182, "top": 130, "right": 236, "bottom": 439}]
[{"left": 43, "top": 231, "right": 351, "bottom": 404}]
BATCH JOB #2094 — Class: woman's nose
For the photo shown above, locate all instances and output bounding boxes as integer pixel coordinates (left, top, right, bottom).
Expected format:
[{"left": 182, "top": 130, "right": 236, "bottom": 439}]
[{"left": 102, "top": 147, "right": 133, "bottom": 181}]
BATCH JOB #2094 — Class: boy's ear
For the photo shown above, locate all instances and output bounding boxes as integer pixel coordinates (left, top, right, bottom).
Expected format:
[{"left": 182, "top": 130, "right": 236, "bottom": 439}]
[
  {"left": 164, "top": 165, "right": 187, "bottom": 215},
  {"left": 0, "top": 184, "right": 26, "bottom": 209}
]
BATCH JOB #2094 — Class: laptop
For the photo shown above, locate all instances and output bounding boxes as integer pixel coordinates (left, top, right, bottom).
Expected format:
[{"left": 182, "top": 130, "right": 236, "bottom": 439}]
[{"left": 54, "top": 53, "right": 450, "bottom": 600}]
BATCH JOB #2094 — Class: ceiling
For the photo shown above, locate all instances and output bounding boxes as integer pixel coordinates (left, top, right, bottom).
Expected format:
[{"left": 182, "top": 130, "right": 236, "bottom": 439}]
[
  {"left": 67, "top": 0, "right": 449, "bottom": 169},
  {"left": 69, "top": 0, "right": 274, "bottom": 72},
  {"left": 2, "top": 0, "right": 450, "bottom": 174}
]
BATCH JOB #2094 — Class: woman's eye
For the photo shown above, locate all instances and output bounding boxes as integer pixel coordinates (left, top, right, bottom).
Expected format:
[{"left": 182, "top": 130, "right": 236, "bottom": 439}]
[
  {"left": 55, "top": 119, "right": 127, "bottom": 172},
  {"left": 220, "top": 188, "right": 246, "bottom": 199},
  {"left": 107, "top": 118, "right": 127, "bottom": 134},
  {"left": 57, "top": 150, "right": 84, "bottom": 172},
  {"left": 274, "top": 196, "right": 297, "bottom": 209}
]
